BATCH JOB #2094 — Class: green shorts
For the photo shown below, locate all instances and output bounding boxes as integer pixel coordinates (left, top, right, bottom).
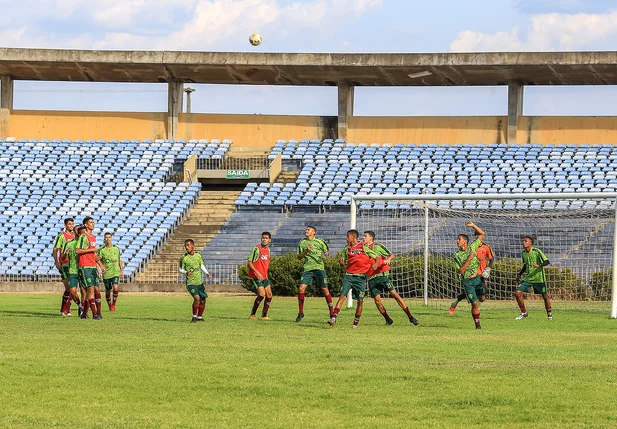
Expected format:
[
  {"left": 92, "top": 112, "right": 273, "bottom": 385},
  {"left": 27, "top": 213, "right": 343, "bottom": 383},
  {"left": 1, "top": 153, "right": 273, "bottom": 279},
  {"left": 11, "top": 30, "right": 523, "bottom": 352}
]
[
  {"left": 340, "top": 274, "right": 367, "bottom": 301},
  {"left": 462, "top": 276, "right": 484, "bottom": 304},
  {"left": 250, "top": 278, "right": 271, "bottom": 290},
  {"left": 59, "top": 265, "right": 69, "bottom": 280},
  {"left": 368, "top": 274, "right": 395, "bottom": 298},
  {"left": 187, "top": 284, "right": 208, "bottom": 300},
  {"left": 103, "top": 277, "right": 120, "bottom": 291},
  {"left": 67, "top": 273, "right": 79, "bottom": 289},
  {"left": 300, "top": 270, "right": 328, "bottom": 288},
  {"left": 517, "top": 281, "right": 547, "bottom": 295},
  {"left": 78, "top": 267, "right": 99, "bottom": 288}
]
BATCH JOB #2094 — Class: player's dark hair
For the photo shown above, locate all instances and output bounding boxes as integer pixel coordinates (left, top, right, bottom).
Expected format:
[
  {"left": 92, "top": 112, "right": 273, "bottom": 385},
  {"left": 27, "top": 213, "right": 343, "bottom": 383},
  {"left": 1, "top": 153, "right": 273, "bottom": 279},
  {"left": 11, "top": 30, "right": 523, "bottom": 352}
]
[
  {"left": 82, "top": 216, "right": 93, "bottom": 225},
  {"left": 64, "top": 218, "right": 74, "bottom": 226},
  {"left": 184, "top": 239, "right": 195, "bottom": 245},
  {"left": 77, "top": 226, "right": 86, "bottom": 235},
  {"left": 458, "top": 234, "right": 469, "bottom": 244},
  {"left": 104, "top": 232, "right": 113, "bottom": 237},
  {"left": 307, "top": 225, "right": 317, "bottom": 233},
  {"left": 364, "top": 230, "right": 375, "bottom": 240},
  {"left": 261, "top": 231, "right": 271, "bottom": 239},
  {"left": 524, "top": 235, "right": 534, "bottom": 244},
  {"left": 347, "top": 229, "right": 359, "bottom": 239}
]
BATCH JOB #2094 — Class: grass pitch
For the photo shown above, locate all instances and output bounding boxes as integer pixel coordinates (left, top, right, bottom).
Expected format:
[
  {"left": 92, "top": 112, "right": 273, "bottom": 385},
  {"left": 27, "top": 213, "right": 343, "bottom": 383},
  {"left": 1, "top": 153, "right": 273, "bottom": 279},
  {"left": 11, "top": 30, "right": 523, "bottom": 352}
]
[{"left": 1, "top": 293, "right": 617, "bottom": 429}]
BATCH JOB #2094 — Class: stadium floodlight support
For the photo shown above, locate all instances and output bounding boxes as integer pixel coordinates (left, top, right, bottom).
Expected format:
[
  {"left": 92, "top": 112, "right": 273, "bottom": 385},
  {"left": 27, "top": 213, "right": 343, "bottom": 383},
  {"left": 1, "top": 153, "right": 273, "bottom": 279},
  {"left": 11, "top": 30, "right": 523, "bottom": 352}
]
[{"left": 350, "top": 192, "right": 617, "bottom": 318}]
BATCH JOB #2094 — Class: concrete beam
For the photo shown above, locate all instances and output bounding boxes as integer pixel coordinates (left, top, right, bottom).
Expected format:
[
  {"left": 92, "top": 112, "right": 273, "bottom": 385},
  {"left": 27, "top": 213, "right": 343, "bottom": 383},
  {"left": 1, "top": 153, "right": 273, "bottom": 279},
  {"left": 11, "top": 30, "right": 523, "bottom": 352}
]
[
  {"left": 337, "top": 82, "right": 354, "bottom": 141},
  {"left": 507, "top": 82, "right": 524, "bottom": 144},
  {"left": 167, "top": 79, "right": 183, "bottom": 141},
  {"left": 0, "top": 75, "right": 13, "bottom": 139}
]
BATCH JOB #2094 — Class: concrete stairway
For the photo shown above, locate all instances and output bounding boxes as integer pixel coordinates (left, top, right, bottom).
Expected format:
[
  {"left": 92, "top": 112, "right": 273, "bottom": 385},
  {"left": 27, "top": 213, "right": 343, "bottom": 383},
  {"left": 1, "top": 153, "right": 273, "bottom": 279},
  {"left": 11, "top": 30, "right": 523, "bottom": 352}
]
[
  {"left": 276, "top": 171, "right": 300, "bottom": 183},
  {"left": 137, "top": 190, "right": 241, "bottom": 283}
]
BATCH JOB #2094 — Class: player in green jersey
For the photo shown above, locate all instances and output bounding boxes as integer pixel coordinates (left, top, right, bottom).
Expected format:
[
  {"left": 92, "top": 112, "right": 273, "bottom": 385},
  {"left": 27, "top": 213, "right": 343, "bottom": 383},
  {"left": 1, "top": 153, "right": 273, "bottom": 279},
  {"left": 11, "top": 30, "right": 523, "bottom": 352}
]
[
  {"left": 363, "top": 231, "right": 419, "bottom": 326},
  {"left": 52, "top": 218, "right": 75, "bottom": 315},
  {"left": 179, "top": 239, "right": 211, "bottom": 323},
  {"left": 515, "top": 236, "right": 553, "bottom": 321},
  {"left": 97, "top": 232, "right": 124, "bottom": 312},
  {"left": 452, "top": 222, "right": 485, "bottom": 329},
  {"left": 295, "top": 226, "right": 332, "bottom": 322},
  {"left": 61, "top": 225, "right": 85, "bottom": 317}
]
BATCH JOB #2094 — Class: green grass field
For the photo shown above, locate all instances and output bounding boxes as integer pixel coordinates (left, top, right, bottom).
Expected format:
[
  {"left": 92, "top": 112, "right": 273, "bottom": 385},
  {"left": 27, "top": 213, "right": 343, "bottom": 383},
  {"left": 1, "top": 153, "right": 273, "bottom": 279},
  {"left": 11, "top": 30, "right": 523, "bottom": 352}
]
[{"left": 2, "top": 293, "right": 617, "bottom": 429}]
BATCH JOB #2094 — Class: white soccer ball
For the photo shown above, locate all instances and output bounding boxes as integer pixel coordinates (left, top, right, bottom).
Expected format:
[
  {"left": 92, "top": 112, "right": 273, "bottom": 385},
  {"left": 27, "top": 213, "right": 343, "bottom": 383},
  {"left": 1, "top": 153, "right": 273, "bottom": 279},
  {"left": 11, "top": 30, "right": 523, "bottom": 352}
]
[{"left": 249, "top": 33, "right": 262, "bottom": 46}]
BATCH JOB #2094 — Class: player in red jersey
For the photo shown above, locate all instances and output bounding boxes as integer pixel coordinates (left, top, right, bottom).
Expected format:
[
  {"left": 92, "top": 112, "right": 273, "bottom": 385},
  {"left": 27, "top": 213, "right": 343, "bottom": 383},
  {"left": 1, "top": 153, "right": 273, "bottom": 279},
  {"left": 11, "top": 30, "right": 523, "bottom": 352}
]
[
  {"left": 76, "top": 217, "right": 106, "bottom": 320},
  {"left": 52, "top": 218, "right": 75, "bottom": 316},
  {"left": 248, "top": 232, "right": 273, "bottom": 320},
  {"left": 328, "top": 230, "right": 378, "bottom": 328}
]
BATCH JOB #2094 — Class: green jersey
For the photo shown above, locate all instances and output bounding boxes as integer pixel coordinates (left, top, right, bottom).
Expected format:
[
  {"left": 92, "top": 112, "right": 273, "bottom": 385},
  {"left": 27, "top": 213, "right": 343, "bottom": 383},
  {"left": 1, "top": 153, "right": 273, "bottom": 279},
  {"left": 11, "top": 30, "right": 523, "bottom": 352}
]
[
  {"left": 98, "top": 245, "right": 122, "bottom": 280},
  {"left": 180, "top": 252, "right": 206, "bottom": 285},
  {"left": 521, "top": 248, "right": 549, "bottom": 283},
  {"left": 62, "top": 240, "right": 80, "bottom": 275},
  {"left": 297, "top": 237, "right": 329, "bottom": 272},
  {"left": 453, "top": 238, "right": 482, "bottom": 279}
]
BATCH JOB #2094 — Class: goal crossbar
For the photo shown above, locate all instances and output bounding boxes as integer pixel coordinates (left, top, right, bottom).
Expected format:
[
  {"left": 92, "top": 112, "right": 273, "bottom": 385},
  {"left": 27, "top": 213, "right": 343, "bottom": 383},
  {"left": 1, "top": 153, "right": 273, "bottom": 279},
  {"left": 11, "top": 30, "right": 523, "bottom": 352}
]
[{"left": 350, "top": 192, "right": 617, "bottom": 319}]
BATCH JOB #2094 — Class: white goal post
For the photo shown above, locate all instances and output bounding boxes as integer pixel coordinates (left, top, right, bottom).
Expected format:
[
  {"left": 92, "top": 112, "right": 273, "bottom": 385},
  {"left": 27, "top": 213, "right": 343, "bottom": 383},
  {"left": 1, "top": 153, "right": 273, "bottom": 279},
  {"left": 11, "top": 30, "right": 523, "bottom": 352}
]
[{"left": 350, "top": 192, "right": 617, "bottom": 319}]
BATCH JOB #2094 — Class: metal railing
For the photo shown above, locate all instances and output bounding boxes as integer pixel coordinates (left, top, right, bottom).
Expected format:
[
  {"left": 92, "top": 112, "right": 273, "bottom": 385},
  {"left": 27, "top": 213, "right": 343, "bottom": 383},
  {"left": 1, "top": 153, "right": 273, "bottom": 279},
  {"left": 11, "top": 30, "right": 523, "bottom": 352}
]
[{"left": 197, "top": 156, "right": 269, "bottom": 171}]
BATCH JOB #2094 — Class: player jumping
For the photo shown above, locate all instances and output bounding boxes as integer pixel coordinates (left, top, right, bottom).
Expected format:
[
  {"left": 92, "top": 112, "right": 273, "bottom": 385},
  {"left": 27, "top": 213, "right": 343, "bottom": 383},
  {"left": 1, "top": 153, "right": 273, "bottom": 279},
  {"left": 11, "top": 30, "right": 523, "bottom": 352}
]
[
  {"left": 514, "top": 236, "right": 553, "bottom": 321},
  {"left": 248, "top": 232, "right": 273, "bottom": 321}
]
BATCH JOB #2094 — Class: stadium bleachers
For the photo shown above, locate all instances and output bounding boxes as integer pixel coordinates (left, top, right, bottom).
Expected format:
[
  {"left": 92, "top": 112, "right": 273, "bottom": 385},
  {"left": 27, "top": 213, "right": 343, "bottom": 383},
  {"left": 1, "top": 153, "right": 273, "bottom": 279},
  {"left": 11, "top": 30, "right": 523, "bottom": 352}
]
[
  {"left": 238, "top": 140, "right": 617, "bottom": 209},
  {"left": 0, "top": 138, "right": 231, "bottom": 279}
]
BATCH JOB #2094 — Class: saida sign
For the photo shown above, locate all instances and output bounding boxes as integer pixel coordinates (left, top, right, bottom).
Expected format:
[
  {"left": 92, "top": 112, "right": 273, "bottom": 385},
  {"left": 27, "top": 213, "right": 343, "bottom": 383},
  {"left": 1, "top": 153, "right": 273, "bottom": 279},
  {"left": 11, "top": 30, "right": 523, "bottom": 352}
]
[{"left": 226, "top": 170, "right": 250, "bottom": 179}]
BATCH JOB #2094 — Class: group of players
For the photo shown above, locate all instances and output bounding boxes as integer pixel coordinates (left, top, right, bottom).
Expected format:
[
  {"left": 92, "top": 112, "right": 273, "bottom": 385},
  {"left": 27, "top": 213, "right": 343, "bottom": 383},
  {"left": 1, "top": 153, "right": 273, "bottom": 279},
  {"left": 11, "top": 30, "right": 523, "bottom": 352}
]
[
  {"left": 52, "top": 217, "right": 553, "bottom": 329},
  {"left": 52, "top": 217, "right": 124, "bottom": 320}
]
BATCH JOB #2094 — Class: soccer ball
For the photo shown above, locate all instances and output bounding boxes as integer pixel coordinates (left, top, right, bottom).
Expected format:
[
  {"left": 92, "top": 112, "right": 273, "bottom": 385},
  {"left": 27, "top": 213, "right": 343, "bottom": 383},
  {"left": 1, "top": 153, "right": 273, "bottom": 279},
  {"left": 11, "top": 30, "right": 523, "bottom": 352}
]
[{"left": 249, "top": 33, "right": 262, "bottom": 46}]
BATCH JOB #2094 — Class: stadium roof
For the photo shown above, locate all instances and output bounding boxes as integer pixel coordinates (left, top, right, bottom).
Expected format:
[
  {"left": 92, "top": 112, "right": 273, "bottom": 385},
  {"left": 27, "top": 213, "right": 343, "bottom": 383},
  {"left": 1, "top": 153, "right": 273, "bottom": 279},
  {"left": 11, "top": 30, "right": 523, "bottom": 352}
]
[{"left": 2, "top": 48, "right": 617, "bottom": 86}]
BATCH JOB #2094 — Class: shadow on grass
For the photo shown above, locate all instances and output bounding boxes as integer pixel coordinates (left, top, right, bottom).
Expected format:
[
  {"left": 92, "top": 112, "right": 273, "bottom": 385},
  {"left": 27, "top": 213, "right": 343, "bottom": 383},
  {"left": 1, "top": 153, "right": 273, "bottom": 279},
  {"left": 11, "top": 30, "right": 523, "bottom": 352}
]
[{"left": 0, "top": 310, "right": 60, "bottom": 318}]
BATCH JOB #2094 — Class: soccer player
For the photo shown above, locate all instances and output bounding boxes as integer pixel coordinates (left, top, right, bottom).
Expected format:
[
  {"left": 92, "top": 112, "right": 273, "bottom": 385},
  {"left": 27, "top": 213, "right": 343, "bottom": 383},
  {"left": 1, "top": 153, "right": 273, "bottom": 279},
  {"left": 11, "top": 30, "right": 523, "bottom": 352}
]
[
  {"left": 296, "top": 226, "right": 332, "bottom": 322},
  {"left": 449, "top": 232, "right": 495, "bottom": 315},
  {"left": 452, "top": 221, "right": 485, "bottom": 329},
  {"left": 328, "top": 229, "right": 377, "bottom": 328},
  {"left": 248, "top": 232, "right": 273, "bottom": 320},
  {"left": 363, "top": 231, "right": 419, "bottom": 326},
  {"left": 52, "top": 218, "right": 75, "bottom": 315},
  {"left": 514, "top": 236, "right": 553, "bottom": 321},
  {"left": 179, "top": 239, "right": 211, "bottom": 323},
  {"left": 61, "top": 225, "right": 85, "bottom": 317},
  {"left": 97, "top": 232, "right": 124, "bottom": 312},
  {"left": 76, "top": 217, "right": 105, "bottom": 320}
]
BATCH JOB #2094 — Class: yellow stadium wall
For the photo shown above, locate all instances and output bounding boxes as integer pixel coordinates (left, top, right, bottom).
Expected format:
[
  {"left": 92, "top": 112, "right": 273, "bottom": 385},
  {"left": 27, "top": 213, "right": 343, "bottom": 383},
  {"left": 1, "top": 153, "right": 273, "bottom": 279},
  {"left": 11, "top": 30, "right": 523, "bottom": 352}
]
[{"left": 6, "top": 111, "right": 617, "bottom": 146}]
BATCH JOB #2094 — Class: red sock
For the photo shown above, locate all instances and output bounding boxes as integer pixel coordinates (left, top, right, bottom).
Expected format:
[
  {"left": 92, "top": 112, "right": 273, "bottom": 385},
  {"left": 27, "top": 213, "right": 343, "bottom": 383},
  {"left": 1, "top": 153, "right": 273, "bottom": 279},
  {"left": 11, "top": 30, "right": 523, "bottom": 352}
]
[
  {"left": 378, "top": 305, "right": 390, "bottom": 321},
  {"left": 192, "top": 303, "right": 198, "bottom": 317},
  {"left": 325, "top": 293, "right": 333, "bottom": 315},
  {"left": 106, "top": 292, "right": 112, "bottom": 306},
  {"left": 198, "top": 302, "right": 206, "bottom": 317},
  {"left": 298, "top": 292, "right": 305, "bottom": 314},
  {"left": 61, "top": 290, "right": 70, "bottom": 312},
  {"left": 89, "top": 299, "right": 97, "bottom": 316},
  {"left": 65, "top": 300, "right": 72, "bottom": 313},
  {"left": 519, "top": 303, "right": 527, "bottom": 313},
  {"left": 251, "top": 296, "right": 264, "bottom": 315},
  {"left": 82, "top": 302, "right": 89, "bottom": 317},
  {"left": 403, "top": 306, "right": 413, "bottom": 319},
  {"left": 472, "top": 312, "right": 481, "bottom": 328},
  {"left": 95, "top": 292, "right": 102, "bottom": 314},
  {"left": 262, "top": 297, "right": 272, "bottom": 317},
  {"left": 332, "top": 307, "right": 340, "bottom": 319},
  {"left": 353, "top": 317, "right": 360, "bottom": 327},
  {"left": 112, "top": 291, "right": 118, "bottom": 305}
]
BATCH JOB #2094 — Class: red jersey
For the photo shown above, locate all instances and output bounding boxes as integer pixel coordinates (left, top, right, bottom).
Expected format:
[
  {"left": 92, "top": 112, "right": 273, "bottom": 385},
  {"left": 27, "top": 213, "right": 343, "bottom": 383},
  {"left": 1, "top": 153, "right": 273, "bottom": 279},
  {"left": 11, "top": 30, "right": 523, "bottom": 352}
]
[
  {"left": 344, "top": 242, "right": 377, "bottom": 275},
  {"left": 56, "top": 231, "right": 75, "bottom": 265},
  {"left": 77, "top": 232, "right": 97, "bottom": 267},
  {"left": 476, "top": 243, "right": 494, "bottom": 274},
  {"left": 365, "top": 242, "right": 393, "bottom": 277},
  {"left": 248, "top": 244, "right": 270, "bottom": 279}
]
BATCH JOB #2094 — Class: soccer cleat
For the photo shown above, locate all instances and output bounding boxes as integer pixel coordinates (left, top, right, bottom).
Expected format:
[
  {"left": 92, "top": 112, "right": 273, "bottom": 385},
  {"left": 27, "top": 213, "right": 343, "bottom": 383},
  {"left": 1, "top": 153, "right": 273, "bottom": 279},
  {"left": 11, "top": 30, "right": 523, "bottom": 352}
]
[
  {"left": 260, "top": 316, "right": 271, "bottom": 321},
  {"left": 248, "top": 315, "right": 257, "bottom": 320},
  {"left": 385, "top": 318, "right": 394, "bottom": 326},
  {"left": 295, "top": 313, "right": 304, "bottom": 323},
  {"left": 410, "top": 317, "right": 420, "bottom": 326},
  {"left": 61, "top": 311, "right": 68, "bottom": 317},
  {"left": 548, "top": 315, "right": 553, "bottom": 321},
  {"left": 110, "top": 304, "right": 116, "bottom": 312},
  {"left": 93, "top": 314, "right": 101, "bottom": 320},
  {"left": 476, "top": 325, "right": 482, "bottom": 330},
  {"left": 191, "top": 316, "right": 198, "bottom": 323},
  {"left": 80, "top": 314, "right": 89, "bottom": 319},
  {"left": 197, "top": 317, "right": 205, "bottom": 322},
  {"left": 352, "top": 324, "right": 358, "bottom": 329},
  {"left": 65, "top": 312, "right": 73, "bottom": 317},
  {"left": 327, "top": 317, "right": 336, "bottom": 326},
  {"left": 515, "top": 312, "right": 528, "bottom": 320},
  {"left": 448, "top": 304, "right": 457, "bottom": 315}
]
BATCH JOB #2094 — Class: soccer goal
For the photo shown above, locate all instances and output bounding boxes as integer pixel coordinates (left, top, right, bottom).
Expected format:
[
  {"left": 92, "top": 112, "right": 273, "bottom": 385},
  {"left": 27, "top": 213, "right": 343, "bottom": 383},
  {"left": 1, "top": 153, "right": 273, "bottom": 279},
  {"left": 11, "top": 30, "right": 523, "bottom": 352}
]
[{"left": 350, "top": 192, "right": 617, "bottom": 318}]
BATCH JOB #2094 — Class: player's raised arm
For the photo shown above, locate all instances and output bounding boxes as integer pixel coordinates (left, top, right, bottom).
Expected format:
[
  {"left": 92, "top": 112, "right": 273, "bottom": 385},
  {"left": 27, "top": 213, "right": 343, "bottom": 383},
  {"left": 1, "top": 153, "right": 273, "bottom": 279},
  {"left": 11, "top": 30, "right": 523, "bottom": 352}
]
[{"left": 466, "top": 221, "right": 484, "bottom": 242}]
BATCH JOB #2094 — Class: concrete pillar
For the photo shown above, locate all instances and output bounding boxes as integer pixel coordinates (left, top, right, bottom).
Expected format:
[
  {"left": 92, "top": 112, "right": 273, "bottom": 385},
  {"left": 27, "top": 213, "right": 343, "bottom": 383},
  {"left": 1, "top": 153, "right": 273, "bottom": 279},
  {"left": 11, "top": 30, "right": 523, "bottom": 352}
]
[
  {"left": 167, "top": 79, "right": 183, "bottom": 141},
  {"left": 337, "top": 82, "right": 354, "bottom": 141},
  {"left": 507, "top": 82, "right": 524, "bottom": 144},
  {"left": 0, "top": 75, "right": 14, "bottom": 139}
]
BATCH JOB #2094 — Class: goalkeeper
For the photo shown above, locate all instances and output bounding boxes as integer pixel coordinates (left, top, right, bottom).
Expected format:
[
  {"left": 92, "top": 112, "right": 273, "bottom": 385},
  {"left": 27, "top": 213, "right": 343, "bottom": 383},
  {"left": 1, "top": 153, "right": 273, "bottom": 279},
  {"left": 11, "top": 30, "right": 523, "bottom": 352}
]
[
  {"left": 449, "top": 230, "right": 494, "bottom": 315},
  {"left": 452, "top": 222, "right": 485, "bottom": 329}
]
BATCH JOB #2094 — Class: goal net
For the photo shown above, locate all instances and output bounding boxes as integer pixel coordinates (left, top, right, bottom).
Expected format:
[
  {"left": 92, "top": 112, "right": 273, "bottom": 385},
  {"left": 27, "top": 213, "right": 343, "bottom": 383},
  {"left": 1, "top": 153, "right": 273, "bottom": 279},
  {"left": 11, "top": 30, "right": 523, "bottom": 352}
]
[{"left": 350, "top": 193, "right": 617, "bottom": 317}]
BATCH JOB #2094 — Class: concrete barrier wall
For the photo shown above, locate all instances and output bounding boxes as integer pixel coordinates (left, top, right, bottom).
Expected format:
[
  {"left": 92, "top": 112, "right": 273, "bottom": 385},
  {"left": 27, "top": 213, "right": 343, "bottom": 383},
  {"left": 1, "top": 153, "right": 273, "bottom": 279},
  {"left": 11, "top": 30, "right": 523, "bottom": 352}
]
[
  {"left": 6, "top": 110, "right": 617, "bottom": 145},
  {"left": 0, "top": 282, "right": 247, "bottom": 293}
]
